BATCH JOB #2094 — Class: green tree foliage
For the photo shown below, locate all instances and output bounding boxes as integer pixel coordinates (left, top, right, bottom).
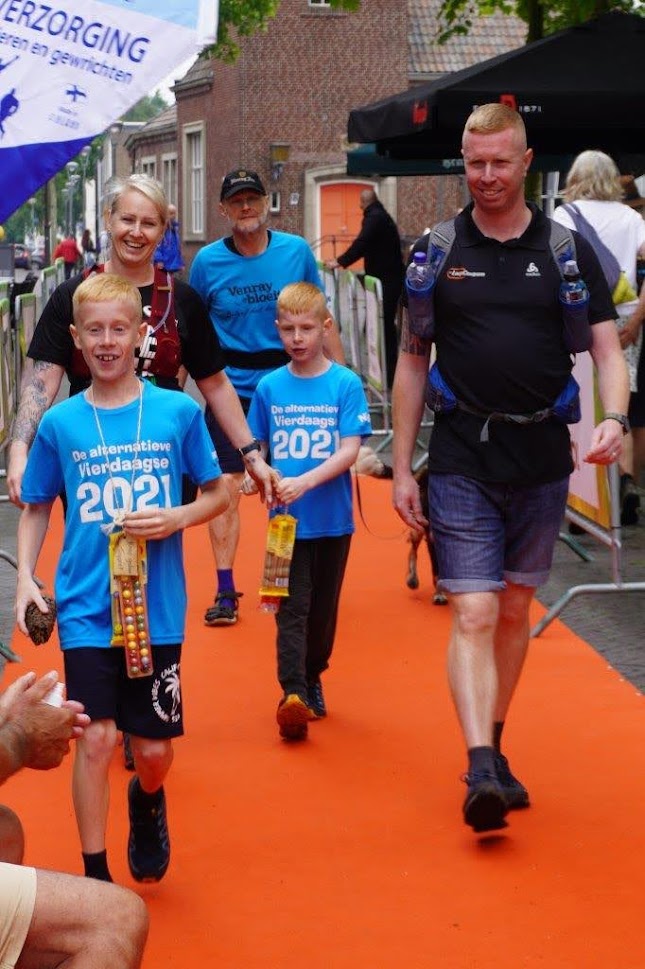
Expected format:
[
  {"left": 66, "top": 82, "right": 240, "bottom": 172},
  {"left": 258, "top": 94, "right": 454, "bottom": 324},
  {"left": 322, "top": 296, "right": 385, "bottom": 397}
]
[
  {"left": 123, "top": 91, "right": 169, "bottom": 123},
  {"left": 207, "top": 0, "right": 361, "bottom": 62},
  {"left": 437, "top": 0, "right": 640, "bottom": 44}
]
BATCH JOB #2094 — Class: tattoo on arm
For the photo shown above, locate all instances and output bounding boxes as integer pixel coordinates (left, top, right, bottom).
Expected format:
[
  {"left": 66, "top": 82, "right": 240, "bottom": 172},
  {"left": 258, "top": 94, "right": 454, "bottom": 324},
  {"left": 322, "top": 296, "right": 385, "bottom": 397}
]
[
  {"left": 399, "top": 315, "right": 431, "bottom": 357},
  {"left": 11, "top": 361, "right": 59, "bottom": 447}
]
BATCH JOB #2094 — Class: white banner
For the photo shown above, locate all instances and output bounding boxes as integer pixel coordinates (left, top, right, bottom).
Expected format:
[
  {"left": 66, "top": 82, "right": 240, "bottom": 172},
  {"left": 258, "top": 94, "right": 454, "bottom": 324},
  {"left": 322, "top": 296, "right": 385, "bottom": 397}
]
[{"left": 0, "top": 0, "right": 218, "bottom": 222}]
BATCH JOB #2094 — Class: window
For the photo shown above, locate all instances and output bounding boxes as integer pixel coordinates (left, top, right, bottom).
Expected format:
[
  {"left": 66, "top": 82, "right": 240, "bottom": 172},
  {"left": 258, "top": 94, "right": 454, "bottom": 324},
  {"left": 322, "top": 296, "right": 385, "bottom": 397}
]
[
  {"left": 140, "top": 156, "right": 157, "bottom": 179},
  {"left": 183, "top": 123, "right": 205, "bottom": 238},
  {"left": 161, "top": 153, "right": 178, "bottom": 206},
  {"left": 270, "top": 191, "right": 281, "bottom": 214},
  {"left": 308, "top": 0, "right": 331, "bottom": 6}
]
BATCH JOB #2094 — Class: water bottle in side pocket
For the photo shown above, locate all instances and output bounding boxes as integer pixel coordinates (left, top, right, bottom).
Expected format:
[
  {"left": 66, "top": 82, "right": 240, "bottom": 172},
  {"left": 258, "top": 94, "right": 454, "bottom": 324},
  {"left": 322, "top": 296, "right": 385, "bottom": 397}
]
[{"left": 405, "top": 251, "right": 435, "bottom": 340}]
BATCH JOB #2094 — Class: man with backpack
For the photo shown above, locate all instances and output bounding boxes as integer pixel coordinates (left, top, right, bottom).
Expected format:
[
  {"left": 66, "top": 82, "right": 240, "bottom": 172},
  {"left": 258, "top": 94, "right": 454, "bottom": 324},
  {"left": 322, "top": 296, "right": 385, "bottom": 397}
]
[{"left": 392, "top": 103, "right": 629, "bottom": 834}]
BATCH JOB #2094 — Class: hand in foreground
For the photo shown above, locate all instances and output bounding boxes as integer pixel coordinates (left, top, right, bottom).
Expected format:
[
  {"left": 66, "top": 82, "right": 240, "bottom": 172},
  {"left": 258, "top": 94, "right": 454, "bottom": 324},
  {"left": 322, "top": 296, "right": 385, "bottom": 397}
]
[
  {"left": 15, "top": 576, "right": 50, "bottom": 637},
  {"left": 584, "top": 419, "right": 624, "bottom": 466},
  {"left": 274, "top": 475, "right": 309, "bottom": 505},
  {"left": 240, "top": 473, "right": 259, "bottom": 497},
  {"left": 6, "top": 444, "right": 27, "bottom": 508},
  {"left": 244, "top": 455, "right": 279, "bottom": 507},
  {"left": 0, "top": 671, "right": 89, "bottom": 770},
  {"left": 123, "top": 507, "right": 183, "bottom": 540},
  {"left": 392, "top": 471, "right": 429, "bottom": 534}
]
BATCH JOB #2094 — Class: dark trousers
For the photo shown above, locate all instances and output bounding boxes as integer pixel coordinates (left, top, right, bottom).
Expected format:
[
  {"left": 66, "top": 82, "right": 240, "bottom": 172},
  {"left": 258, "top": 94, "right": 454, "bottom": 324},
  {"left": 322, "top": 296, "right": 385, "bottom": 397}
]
[
  {"left": 381, "top": 275, "right": 403, "bottom": 388},
  {"left": 276, "top": 535, "right": 352, "bottom": 698}
]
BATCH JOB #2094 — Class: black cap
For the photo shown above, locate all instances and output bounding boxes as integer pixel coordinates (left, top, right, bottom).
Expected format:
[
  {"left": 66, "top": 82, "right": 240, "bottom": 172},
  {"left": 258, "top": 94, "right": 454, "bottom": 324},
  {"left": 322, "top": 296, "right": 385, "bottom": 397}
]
[{"left": 220, "top": 169, "right": 267, "bottom": 201}]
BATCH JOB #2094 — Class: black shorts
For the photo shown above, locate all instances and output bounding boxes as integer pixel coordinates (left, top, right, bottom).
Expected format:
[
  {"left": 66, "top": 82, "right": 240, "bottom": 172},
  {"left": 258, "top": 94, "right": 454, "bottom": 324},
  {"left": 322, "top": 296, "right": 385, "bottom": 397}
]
[
  {"left": 63, "top": 645, "right": 183, "bottom": 739},
  {"left": 205, "top": 396, "right": 251, "bottom": 474}
]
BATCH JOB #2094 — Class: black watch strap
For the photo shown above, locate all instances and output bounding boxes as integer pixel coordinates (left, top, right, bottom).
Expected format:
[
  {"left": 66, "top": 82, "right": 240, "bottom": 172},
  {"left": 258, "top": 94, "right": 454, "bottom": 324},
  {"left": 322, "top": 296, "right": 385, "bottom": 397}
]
[
  {"left": 604, "top": 412, "right": 630, "bottom": 435},
  {"left": 239, "top": 439, "right": 262, "bottom": 457}
]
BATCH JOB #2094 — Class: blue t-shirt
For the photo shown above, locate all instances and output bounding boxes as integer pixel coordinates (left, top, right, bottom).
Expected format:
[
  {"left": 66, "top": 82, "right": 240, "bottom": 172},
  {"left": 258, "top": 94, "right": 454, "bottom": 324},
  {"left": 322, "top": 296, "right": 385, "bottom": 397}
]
[
  {"left": 248, "top": 362, "right": 371, "bottom": 538},
  {"left": 189, "top": 230, "right": 322, "bottom": 398},
  {"left": 21, "top": 382, "right": 221, "bottom": 649}
]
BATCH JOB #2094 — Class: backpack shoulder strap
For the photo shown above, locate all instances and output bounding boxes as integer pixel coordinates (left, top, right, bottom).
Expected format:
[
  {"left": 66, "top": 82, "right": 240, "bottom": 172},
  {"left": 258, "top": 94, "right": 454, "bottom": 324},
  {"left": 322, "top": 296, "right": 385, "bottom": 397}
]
[
  {"left": 427, "top": 218, "right": 457, "bottom": 277},
  {"left": 548, "top": 220, "right": 577, "bottom": 279}
]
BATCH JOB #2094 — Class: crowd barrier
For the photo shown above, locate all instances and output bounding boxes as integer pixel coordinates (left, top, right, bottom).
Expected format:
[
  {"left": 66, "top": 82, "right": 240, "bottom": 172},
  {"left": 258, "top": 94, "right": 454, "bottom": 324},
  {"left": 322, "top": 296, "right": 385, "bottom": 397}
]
[
  {"left": 1, "top": 259, "right": 641, "bottom": 629},
  {"left": 0, "top": 259, "right": 65, "bottom": 475},
  {"left": 319, "top": 263, "right": 420, "bottom": 456},
  {"left": 531, "top": 351, "right": 645, "bottom": 636}
]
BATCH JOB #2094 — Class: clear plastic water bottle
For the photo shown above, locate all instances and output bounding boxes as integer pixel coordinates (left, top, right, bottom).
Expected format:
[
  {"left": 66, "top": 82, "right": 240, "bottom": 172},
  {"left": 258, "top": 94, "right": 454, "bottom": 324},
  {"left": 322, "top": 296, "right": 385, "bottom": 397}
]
[
  {"left": 405, "top": 251, "right": 435, "bottom": 340},
  {"left": 559, "top": 259, "right": 592, "bottom": 353}
]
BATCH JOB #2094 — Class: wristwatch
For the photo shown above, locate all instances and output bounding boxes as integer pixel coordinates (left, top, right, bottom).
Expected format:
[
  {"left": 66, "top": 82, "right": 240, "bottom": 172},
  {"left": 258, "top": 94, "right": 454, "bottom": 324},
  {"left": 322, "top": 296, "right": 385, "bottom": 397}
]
[
  {"left": 604, "top": 413, "right": 630, "bottom": 435},
  {"left": 238, "top": 439, "right": 262, "bottom": 457}
]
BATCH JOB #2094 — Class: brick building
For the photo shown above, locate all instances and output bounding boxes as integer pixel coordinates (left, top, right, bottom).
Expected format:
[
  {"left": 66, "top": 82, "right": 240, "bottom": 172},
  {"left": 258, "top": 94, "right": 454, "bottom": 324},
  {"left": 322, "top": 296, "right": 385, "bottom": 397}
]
[{"left": 125, "top": 0, "right": 525, "bottom": 270}]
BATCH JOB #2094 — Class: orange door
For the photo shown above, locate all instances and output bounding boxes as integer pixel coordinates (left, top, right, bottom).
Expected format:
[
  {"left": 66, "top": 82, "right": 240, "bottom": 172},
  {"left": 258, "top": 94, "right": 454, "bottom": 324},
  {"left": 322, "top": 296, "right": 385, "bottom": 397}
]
[{"left": 320, "top": 182, "right": 373, "bottom": 269}]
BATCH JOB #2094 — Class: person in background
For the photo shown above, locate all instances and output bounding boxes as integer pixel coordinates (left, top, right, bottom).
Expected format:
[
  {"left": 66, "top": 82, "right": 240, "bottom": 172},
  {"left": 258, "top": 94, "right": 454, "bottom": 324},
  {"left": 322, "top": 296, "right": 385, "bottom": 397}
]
[
  {"left": 553, "top": 151, "right": 645, "bottom": 525},
  {"left": 154, "top": 203, "right": 184, "bottom": 274},
  {"left": 52, "top": 232, "right": 81, "bottom": 279},
  {"left": 325, "top": 188, "right": 404, "bottom": 387},
  {"left": 81, "top": 227, "right": 97, "bottom": 269},
  {"left": 0, "top": 669, "right": 149, "bottom": 968},
  {"left": 190, "top": 169, "right": 344, "bottom": 628},
  {"left": 392, "top": 103, "right": 628, "bottom": 834},
  {"left": 98, "top": 225, "right": 110, "bottom": 264}
]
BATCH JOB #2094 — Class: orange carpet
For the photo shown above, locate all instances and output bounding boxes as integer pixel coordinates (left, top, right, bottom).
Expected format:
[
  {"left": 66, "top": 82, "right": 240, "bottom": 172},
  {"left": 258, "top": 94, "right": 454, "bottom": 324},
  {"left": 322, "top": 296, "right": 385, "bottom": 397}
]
[{"left": 6, "top": 476, "right": 645, "bottom": 968}]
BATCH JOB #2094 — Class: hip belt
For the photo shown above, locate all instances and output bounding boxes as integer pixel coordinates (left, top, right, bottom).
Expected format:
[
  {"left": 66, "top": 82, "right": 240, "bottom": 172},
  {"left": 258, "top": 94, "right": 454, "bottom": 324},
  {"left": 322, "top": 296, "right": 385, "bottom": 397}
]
[{"left": 426, "top": 363, "right": 581, "bottom": 443}]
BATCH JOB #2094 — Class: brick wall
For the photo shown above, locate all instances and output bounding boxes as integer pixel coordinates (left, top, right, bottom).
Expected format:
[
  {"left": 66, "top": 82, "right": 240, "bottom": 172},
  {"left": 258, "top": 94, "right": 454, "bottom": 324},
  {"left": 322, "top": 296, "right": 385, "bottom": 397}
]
[{"left": 174, "top": 0, "right": 467, "bottom": 269}]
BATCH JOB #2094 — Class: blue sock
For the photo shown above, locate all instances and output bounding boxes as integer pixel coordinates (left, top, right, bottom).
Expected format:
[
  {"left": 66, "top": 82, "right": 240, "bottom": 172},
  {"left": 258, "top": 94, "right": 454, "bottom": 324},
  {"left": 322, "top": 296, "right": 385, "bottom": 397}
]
[{"left": 217, "top": 570, "right": 235, "bottom": 602}]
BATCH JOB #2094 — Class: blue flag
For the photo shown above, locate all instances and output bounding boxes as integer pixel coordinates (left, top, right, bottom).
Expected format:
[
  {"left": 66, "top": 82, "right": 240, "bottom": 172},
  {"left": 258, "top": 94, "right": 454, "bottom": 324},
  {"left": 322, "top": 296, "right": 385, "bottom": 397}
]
[{"left": 0, "top": 0, "right": 218, "bottom": 223}]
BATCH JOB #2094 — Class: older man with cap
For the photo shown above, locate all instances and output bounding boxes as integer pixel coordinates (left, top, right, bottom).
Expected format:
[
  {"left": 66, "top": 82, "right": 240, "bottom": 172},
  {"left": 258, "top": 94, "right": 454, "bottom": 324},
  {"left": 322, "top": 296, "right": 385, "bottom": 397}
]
[{"left": 190, "top": 169, "right": 345, "bottom": 627}]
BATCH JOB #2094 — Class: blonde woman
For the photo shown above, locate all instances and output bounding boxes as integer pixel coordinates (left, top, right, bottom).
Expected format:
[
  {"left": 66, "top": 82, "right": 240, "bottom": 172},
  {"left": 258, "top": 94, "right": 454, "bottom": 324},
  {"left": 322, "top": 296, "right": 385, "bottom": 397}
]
[{"left": 554, "top": 150, "right": 645, "bottom": 523}]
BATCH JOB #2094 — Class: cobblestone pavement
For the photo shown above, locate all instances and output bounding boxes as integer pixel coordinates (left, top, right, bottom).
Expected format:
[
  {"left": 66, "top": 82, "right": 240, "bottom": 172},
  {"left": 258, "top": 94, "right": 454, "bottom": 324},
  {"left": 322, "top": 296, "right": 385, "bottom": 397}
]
[{"left": 536, "top": 509, "right": 645, "bottom": 693}]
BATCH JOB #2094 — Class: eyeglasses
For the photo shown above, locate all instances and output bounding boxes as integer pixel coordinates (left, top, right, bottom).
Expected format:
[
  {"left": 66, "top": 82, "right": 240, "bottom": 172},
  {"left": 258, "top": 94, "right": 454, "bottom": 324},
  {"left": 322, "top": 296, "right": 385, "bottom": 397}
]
[{"left": 225, "top": 194, "right": 266, "bottom": 209}]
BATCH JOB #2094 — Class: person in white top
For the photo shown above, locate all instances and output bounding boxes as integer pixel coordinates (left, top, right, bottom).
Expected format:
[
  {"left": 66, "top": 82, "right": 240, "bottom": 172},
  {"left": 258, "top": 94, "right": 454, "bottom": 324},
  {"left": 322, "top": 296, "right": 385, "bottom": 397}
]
[{"left": 553, "top": 150, "right": 645, "bottom": 524}]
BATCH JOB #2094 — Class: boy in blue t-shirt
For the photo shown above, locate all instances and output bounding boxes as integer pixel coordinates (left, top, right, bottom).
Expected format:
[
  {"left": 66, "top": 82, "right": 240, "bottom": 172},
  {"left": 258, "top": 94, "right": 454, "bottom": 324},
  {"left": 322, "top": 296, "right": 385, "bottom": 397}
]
[
  {"left": 16, "top": 274, "right": 229, "bottom": 884},
  {"left": 245, "top": 282, "right": 371, "bottom": 740}
]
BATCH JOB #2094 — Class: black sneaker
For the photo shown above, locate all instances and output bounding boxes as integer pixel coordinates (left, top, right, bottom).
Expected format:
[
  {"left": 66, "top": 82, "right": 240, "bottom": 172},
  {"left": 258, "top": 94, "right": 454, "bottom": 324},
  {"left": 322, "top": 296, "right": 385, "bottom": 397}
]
[
  {"left": 276, "top": 694, "right": 311, "bottom": 740},
  {"left": 494, "top": 752, "right": 530, "bottom": 809},
  {"left": 123, "top": 733, "right": 135, "bottom": 771},
  {"left": 127, "top": 777, "right": 170, "bottom": 883},
  {"left": 306, "top": 679, "right": 327, "bottom": 719},
  {"left": 204, "top": 590, "right": 243, "bottom": 626},
  {"left": 462, "top": 771, "right": 508, "bottom": 833}
]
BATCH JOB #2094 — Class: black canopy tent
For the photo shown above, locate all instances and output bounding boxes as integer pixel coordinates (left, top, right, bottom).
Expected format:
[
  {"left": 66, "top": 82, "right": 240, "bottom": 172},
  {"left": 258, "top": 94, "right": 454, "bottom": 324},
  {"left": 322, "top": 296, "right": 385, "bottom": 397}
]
[
  {"left": 344, "top": 143, "right": 630, "bottom": 177},
  {"left": 347, "top": 12, "right": 645, "bottom": 173}
]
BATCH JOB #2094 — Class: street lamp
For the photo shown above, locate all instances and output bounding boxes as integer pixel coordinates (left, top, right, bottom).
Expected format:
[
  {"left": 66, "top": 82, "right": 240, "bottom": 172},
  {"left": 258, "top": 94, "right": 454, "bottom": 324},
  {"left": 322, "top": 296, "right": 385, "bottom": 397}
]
[
  {"left": 65, "top": 161, "right": 79, "bottom": 236},
  {"left": 27, "top": 197, "right": 37, "bottom": 244},
  {"left": 61, "top": 187, "right": 70, "bottom": 235},
  {"left": 78, "top": 145, "right": 92, "bottom": 231}
]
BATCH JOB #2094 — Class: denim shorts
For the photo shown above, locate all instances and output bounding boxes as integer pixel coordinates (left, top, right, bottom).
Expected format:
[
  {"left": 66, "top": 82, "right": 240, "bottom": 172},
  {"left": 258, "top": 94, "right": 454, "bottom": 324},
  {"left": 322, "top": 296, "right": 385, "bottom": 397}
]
[
  {"left": 428, "top": 473, "right": 569, "bottom": 594},
  {"left": 205, "top": 396, "right": 251, "bottom": 474}
]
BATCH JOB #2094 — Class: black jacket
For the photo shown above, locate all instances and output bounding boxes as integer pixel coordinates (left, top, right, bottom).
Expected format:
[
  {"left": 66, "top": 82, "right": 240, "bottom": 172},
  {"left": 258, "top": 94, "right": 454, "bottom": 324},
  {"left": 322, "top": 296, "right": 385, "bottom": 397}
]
[{"left": 337, "top": 200, "right": 404, "bottom": 285}]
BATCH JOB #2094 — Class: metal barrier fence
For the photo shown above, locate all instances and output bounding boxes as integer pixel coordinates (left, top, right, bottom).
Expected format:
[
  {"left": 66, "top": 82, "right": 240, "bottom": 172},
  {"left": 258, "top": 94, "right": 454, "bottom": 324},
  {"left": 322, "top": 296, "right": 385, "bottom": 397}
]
[
  {"left": 4, "top": 259, "right": 640, "bottom": 634},
  {"left": 318, "top": 263, "right": 392, "bottom": 452},
  {"left": 0, "top": 259, "right": 65, "bottom": 468}
]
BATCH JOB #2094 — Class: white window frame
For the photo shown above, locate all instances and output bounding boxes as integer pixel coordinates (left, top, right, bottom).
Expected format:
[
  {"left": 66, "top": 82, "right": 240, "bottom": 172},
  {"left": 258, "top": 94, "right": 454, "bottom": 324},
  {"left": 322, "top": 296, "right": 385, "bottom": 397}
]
[
  {"left": 269, "top": 191, "right": 281, "bottom": 214},
  {"left": 182, "top": 122, "right": 205, "bottom": 240},
  {"left": 161, "top": 152, "right": 178, "bottom": 207},
  {"left": 308, "top": 0, "right": 331, "bottom": 6},
  {"left": 140, "top": 155, "right": 157, "bottom": 179}
]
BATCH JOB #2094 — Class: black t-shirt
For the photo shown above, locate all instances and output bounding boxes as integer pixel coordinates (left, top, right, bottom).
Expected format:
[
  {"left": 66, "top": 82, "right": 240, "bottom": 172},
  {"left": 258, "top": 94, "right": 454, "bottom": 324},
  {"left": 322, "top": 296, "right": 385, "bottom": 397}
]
[
  {"left": 28, "top": 273, "right": 226, "bottom": 395},
  {"left": 427, "top": 204, "right": 616, "bottom": 485}
]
